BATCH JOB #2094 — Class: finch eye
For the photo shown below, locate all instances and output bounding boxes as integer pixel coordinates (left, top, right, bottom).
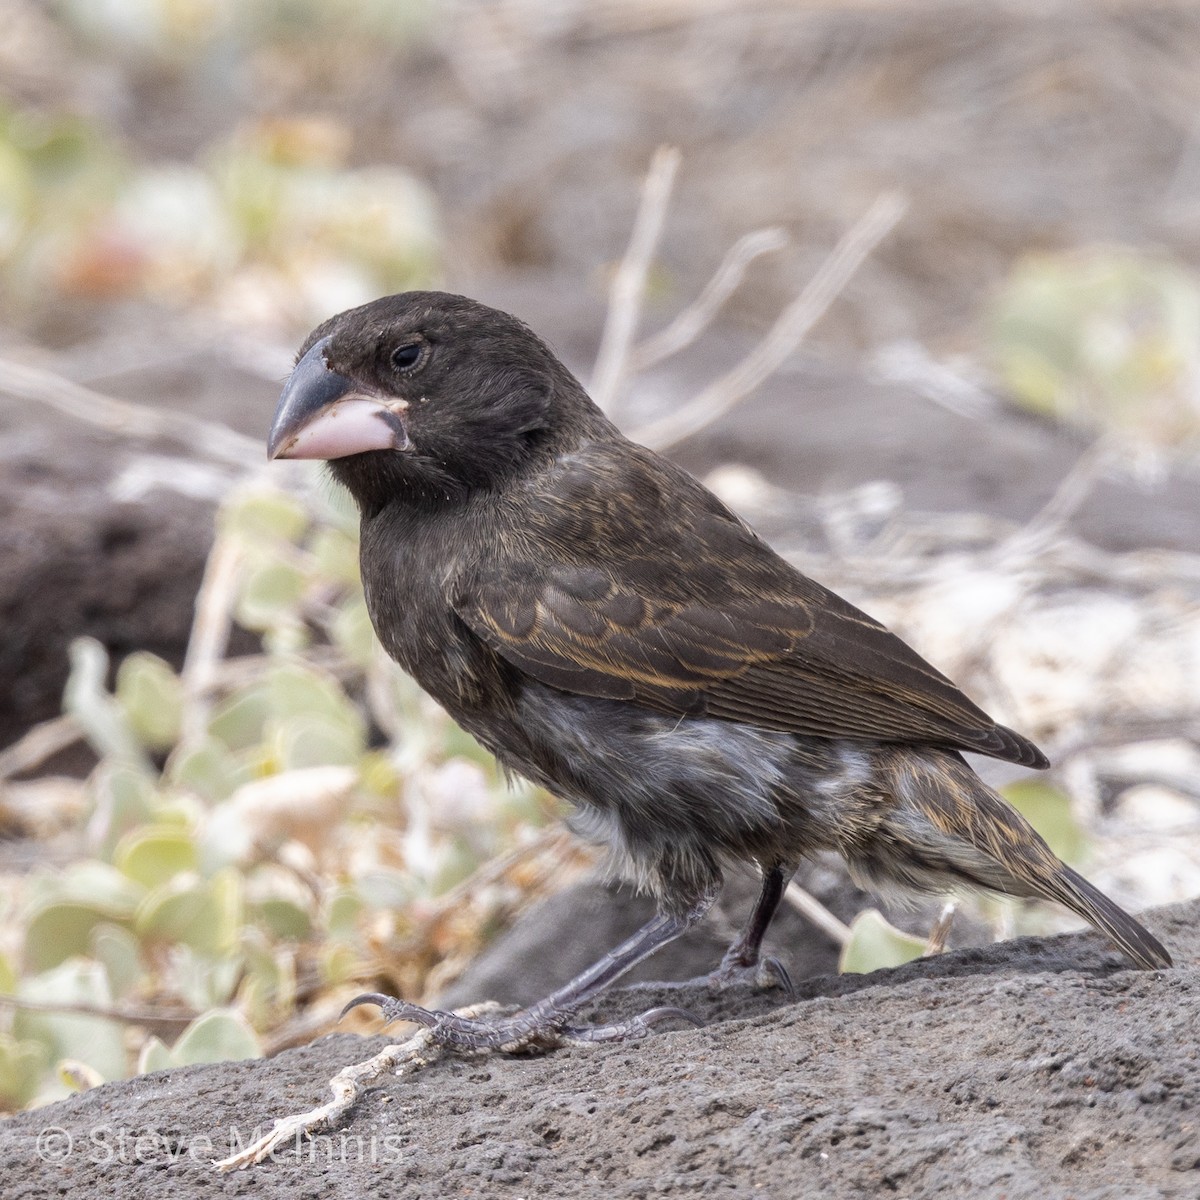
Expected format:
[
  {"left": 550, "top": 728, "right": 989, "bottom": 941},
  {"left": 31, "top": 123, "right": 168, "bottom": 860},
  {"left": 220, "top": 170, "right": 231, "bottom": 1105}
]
[{"left": 391, "top": 342, "right": 424, "bottom": 371}]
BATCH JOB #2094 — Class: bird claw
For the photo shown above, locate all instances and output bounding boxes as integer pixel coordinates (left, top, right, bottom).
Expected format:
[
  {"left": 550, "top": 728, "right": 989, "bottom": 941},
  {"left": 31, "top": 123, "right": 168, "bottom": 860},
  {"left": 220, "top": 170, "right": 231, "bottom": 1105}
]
[
  {"left": 340, "top": 991, "right": 702, "bottom": 1053},
  {"left": 341, "top": 992, "right": 446, "bottom": 1029},
  {"left": 705, "top": 953, "right": 794, "bottom": 998}
]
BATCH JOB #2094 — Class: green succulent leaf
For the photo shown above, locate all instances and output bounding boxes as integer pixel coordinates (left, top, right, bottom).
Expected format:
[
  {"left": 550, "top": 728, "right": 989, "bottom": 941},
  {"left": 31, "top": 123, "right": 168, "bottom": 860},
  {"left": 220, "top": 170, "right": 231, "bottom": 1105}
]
[
  {"left": 15, "top": 961, "right": 126, "bottom": 1096},
  {"left": 268, "top": 712, "right": 362, "bottom": 768},
  {"left": 325, "top": 887, "right": 363, "bottom": 939},
  {"left": 89, "top": 924, "right": 142, "bottom": 1001},
  {"left": 236, "top": 558, "right": 308, "bottom": 631},
  {"left": 64, "top": 638, "right": 153, "bottom": 773},
  {"left": 839, "top": 910, "right": 927, "bottom": 975},
  {"left": 330, "top": 595, "right": 376, "bottom": 667},
  {"left": 208, "top": 684, "right": 271, "bottom": 751},
  {"left": 136, "top": 870, "right": 241, "bottom": 956},
  {"left": 310, "top": 526, "right": 361, "bottom": 587},
  {"left": 167, "top": 736, "right": 246, "bottom": 802},
  {"left": 115, "top": 652, "right": 183, "bottom": 752},
  {"left": 114, "top": 827, "right": 199, "bottom": 889},
  {"left": 169, "top": 1009, "right": 262, "bottom": 1066},
  {"left": 137, "top": 1036, "right": 174, "bottom": 1075},
  {"left": 88, "top": 763, "right": 159, "bottom": 860},
  {"left": 0, "top": 1034, "right": 50, "bottom": 1109},
  {"left": 221, "top": 489, "right": 309, "bottom": 544},
  {"left": 253, "top": 896, "right": 312, "bottom": 941}
]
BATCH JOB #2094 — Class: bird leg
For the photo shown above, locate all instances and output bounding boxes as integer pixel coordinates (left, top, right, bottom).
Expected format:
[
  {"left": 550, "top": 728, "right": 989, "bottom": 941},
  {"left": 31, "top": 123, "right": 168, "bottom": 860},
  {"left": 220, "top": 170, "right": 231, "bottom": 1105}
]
[
  {"left": 922, "top": 899, "right": 958, "bottom": 957},
  {"left": 705, "top": 864, "right": 795, "bottom": 994},
  {"left": 345, "top": 887, "right": 719, "bottom": 1053}
]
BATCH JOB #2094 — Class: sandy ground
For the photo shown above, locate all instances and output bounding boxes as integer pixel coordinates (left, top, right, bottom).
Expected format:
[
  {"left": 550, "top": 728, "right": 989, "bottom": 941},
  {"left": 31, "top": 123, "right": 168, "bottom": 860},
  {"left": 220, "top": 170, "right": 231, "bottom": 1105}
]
[{"left": 1, "top": 892, "right": 1195, "bottom": 1199}]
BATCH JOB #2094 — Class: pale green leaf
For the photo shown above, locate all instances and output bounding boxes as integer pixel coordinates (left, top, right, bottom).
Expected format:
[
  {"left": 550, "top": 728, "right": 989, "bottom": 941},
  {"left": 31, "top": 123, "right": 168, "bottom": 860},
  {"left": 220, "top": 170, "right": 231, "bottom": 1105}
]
[
  {"left": 115, "top": 652, "right": 183, "bottom": 752},
  {"left": 208, "top": 684, "right": 271, "bottom": 751},
  {"left": 252, "top": 896, "right": 312, "bottom": 941},
  {"left": 325, "top": 887, "right": 363, "bottom": 939},
  {"left": 0, "top": 949, "right": 16, "bottom": 994},
  {"left": 88, "top": 763, "right": 158, "bottom": 860},
  {"left": 114, "top": 827, "right": 198, "bottom": 889},
  {"left": 268, "top": 712, "right": 362, "bottom": 768},
  {"left": 167, "top": 736, "right": 246, "bottom": 802},
  {"left": 58, "top": 1059, "right": 104, "bottom": 1092},
  {"left": 266, "top": 662, "right": 365, "bottom": 739},
  {"left": 330, "top": 595, "right": 376, "bottom": 667},
  {"left": 25, "top": 860, "right": 144, "bottom": 916},
  {"left": 356, "top": 869, "right": 415, "bottom": 912},
  {"left": 170, "top": 1009, "right": 261, "bottom": 1066},
  {"left": 15, "top": 961, "right": 126, "bottom": 1089},
  {"left": 135, "top": 875, "right": 236, "bottom": 955},
  {"left": 236, "top": 559, "right": 308, "bottom": 631},
  {"left": 221, "top": 488, "right": 309, "bottom": 544},
  {"left": 137, "top": 1036, "right": 174, "bottom": 1075},
  {"left": 89, "top": 924, "right": 142, "bottom": 1001},
  {"left": 0, "top": 1034, "right": 49, "bottom": 1109},
  {"left": 310, "top": 526, "right": 360, "bottom": 586},
  {"left": 839, "top": 909, "right": 927, "bottom": 975},
  {"left": 25, "top": 901, "right": 129, "bottom": 973},
  {"left": 168, "top": 945, "right": 242, "bottom": 1012},
  {"left": 64, "top": 638, "right": 152, "bottom": 773}
]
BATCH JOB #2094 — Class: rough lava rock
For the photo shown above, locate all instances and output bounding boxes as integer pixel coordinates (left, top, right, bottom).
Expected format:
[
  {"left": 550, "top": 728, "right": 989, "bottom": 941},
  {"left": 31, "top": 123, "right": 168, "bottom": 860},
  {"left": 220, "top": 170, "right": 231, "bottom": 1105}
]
[{"left": 2, "top": 897, "right": 1195, "bottom": 1198}]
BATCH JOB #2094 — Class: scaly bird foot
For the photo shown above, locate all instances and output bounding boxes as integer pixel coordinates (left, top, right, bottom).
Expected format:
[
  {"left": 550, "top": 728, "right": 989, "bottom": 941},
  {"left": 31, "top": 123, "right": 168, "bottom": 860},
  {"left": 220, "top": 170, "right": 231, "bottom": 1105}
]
[
  {"left": 341, "top": 992, "right": 703, "bottom": 1053},
  {"left": 704, "top": 952, "right": 794, "bottom": 997}
]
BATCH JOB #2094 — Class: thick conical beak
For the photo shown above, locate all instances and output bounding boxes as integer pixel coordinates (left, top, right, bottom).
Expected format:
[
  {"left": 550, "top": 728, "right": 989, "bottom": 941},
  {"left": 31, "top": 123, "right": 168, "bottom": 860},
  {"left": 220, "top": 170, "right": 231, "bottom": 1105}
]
[{"left": 268, "top": 336, "right": 411, "bottom": 461}]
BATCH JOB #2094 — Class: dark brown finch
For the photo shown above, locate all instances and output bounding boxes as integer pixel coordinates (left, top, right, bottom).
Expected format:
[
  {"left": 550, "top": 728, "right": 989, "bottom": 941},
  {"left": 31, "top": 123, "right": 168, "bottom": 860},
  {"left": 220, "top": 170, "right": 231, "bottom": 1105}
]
[{"left": 269, "top": 291, "right": 1170, "bottom": 1050}]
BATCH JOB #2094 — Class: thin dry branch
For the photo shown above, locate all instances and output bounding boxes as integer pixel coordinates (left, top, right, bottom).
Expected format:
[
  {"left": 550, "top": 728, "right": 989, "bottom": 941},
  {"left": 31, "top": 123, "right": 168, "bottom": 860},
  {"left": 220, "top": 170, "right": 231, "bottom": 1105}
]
[
  {"left": 0, "top": 354, "right": 261, "bottom": 468},
  {"left": 630, "top": 227, "right": 789, "bottom": 373},
  {"left": 785, "top": 881, "right": 852, "bottom": 945},
  {"left": 998, "top": 435, "right": 1118, "bottom": 560},
  {"left": 0, "top": 714, "right": 82, "bottom": 779},
  {"left": 179, "top": 533, "right": 244, "bottom": 748},
  {"left": 214, "top": 1021, "right": 459, "bottom": 1170},
  {"left": 590, "top": 146, "right": 682, "bottom": 412},
  {"left": 0, "top": 994, "right": 195, "bottom": 1029},
  {"left": 632, "top": 191, "right": 908, "bottom": 451}
]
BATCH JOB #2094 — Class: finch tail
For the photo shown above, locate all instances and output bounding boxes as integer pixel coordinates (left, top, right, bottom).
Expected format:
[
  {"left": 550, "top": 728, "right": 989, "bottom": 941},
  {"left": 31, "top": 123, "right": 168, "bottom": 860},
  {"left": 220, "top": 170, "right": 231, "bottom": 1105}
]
[
  {"left": 1044, "top": 863, "right": 1172, "bottom": 971},
  {"left": 959, "top": 783, "right": 1173, "bottom": 971},
  {"left": 853, "top": 747, "right": 1173, "bottom": 971}
]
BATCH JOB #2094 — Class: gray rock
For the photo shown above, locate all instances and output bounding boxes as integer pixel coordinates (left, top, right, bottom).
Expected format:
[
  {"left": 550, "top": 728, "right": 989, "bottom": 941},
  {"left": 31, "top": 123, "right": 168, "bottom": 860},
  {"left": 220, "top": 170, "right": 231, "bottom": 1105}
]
[{"left": 2, "top": 899, "right": 1192, "bottom": 1198}]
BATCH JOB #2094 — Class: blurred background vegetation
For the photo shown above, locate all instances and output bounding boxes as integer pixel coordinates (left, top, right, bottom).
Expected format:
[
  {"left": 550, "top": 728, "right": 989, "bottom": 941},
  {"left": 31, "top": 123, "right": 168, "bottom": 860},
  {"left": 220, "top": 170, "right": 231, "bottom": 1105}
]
[{"left": 2, "top": 0, "right": 1200, "bottom": 1109}]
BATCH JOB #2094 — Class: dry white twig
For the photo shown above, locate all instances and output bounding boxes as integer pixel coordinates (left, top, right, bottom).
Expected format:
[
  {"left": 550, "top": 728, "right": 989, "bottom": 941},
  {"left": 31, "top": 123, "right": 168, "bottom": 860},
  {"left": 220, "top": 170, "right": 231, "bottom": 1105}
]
[
  {"left": 997, "top": 435, "right": 1118, "bottom": 560},
  {"left": 212, "top": 1009, "right": 515, "bottom": 1170},
  {"left": 867, "top": 338, "right": 996, "bottom": 420},
  {"left": 630, "top": 227, "right": 789, "bottom": 372},
  {"left": 632, "top": 191, "right": 908, "bottom": 451},
  {"left": 179, "top": 534, "right": 244, "bottom": 748},
  {"left": 0, "top": 714, "right": 82, "bottom": 780},
  {"left": 0, "top": 354, "right": 261, "bottom": 468},
  {"left": 590, "top": 146, "right": 682, "bottom": 412},
  {"left": 785, "top": 881, "right": 852, "bottom": 945}
]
